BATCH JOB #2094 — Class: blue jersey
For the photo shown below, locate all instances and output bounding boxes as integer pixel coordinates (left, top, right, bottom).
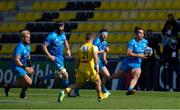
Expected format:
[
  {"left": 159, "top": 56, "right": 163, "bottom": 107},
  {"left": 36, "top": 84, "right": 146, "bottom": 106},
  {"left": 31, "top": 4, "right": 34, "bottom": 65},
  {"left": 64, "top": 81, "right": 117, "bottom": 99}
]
[
  {"left": 44, "top": 32, "right": 66, "bottom": 58},
  {"left": 93, "top": 37, "right": 108, "bottom": 59},
  {"left": 11, "top": 42, "right": 31, "bottom": 69},
  {"left": 122, "top": 38, "right": 148, "bottom": 68}
]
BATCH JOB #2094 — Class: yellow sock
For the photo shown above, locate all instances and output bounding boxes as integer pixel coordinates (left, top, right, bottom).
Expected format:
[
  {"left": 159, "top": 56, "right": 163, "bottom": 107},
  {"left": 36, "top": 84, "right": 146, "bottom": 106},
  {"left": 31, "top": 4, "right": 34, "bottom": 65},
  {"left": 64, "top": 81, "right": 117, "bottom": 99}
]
[
  {"left": 64, "top": 88, "right": 71, "bottom": 94},
  {"left": 98, "top": 92, "right": 103, "bottom": 98}
]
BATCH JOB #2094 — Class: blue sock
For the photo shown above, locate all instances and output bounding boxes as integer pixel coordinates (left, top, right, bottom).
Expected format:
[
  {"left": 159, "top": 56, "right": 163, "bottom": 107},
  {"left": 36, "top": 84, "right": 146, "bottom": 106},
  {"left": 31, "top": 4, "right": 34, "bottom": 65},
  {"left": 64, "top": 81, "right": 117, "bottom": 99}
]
[
  {"left": 128, "top": 86, "right": 133, "bottom": 91},
  {"left": 40, "top": 74, "right": 55, "bottom": 80},
  {"left": 62, "top": 79, "right": 69, "bottom": 88},
  {"left": 74, "top": 88, "right": 80, "bottom": 96},
  {"left": 102, "top": 85, "right": 108, "bottom": 93}
]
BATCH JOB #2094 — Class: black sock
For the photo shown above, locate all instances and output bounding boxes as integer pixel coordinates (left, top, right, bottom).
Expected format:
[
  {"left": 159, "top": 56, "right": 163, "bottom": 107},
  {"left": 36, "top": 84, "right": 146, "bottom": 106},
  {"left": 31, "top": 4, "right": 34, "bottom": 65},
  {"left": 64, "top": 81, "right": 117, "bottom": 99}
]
[{"left": 21, "top": 86, "right": 28, "bottom": 94}]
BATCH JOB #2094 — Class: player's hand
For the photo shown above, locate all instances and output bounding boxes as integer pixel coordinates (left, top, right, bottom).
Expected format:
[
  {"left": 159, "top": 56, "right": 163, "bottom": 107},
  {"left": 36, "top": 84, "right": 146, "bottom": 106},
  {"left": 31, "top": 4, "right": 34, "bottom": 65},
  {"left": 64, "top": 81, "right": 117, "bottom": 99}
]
[
  {"left": 95, "top": 65, "right": 99, "bottom": 73},
  {"left": 105, "top": 47, "right": 109, "bottom": 53},
  {"left": 138, "top": 54, "right": 147, "bottom": 59},
  {"left": 104, "top": 59, "right": 108, "bottom": 65},
  {"left": 29, "top": 67, "right": 35, "bottom": 74},
  {"left": 67, "top": 50, "right": 71, "bottom": 56},
  {"left": 99, "top": 50, "right": 105, "bottom": 54},
  {"left": 25, "top": 67, "right": 34, "bottom": 74},
  {"left": 49, "top": 55, "right": 55, "bottom": 61}
]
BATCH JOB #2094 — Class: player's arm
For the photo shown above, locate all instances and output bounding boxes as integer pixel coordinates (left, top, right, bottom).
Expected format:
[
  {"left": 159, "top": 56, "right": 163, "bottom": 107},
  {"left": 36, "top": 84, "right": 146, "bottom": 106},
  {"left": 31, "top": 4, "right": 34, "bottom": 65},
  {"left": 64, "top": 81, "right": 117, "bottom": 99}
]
[
  {"left": 127, "top": 49, "right": 146, "bottom": 59},
  {"left": 14, "top": 55, "right": 33, "bottom": 74},
  {"left": 42, "top": 35, "right": 55, "bottom": 61},
  {"left": 26, "top": 54, "right": 35, "bottom": 74},
  {"left": 126, "top": 41, "right": 146, "bottom": 59},
  {"left": 93, "top": 39, "right": 104, "bottom": 54},
  {"left": 74, "top": 49, "right": 80, "bottom": 69},
  {"left": 42, "top": 44, "right": 55, "bottom": 61},
  {"left": 103, "top": 45, "right": 109, "bottom": 64},
  {"left": 93, "top": 46, "right": 99, "bottom": 73},
  {"left": 65, "top": 39, "right": 71, "bottom": 56}
]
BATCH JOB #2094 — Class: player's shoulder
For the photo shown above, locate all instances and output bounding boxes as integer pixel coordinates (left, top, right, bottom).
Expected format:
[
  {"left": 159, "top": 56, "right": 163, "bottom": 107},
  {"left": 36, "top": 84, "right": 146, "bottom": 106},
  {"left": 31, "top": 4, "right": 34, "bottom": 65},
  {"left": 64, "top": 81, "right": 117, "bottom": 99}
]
[
  {"left": 47, "top": 31, "right": 56, "bottom": 38},
  {"left": 61, "top": 32, "right": 66, "bottom": 39},
  {"left": 16, "top": 42, "right": 24, "bottom": 48},
  {"left": 93, "top": 37, "right": 100, "bottom": 44},
  {"left": 141, "top": 38, "right": 148, "bottom": 44},
  {"left": 128, "top": 38, "right": 136, "bottom": 44}
]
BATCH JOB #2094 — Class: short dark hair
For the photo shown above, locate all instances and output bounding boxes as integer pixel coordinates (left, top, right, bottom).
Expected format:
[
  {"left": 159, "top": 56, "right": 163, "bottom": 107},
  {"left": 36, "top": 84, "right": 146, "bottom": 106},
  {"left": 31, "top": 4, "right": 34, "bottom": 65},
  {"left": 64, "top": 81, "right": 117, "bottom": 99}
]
[
  {"left": 86, "top": 33, "right": 94, "bottom": 40},
  {"left": 168, "top": 13, "right": 174, "bottom": 17},
  {"left": 134, "top": 26, "right": 143, "bottom": 33},
  {"left": 147, "top": 29, "right": 152, "bottom": 32},
  {"left": 55, "top": 21, "right": 64, "bottom": 29},
  {"left": 98, "top": 29, "right": 108, "bottom": 34}
]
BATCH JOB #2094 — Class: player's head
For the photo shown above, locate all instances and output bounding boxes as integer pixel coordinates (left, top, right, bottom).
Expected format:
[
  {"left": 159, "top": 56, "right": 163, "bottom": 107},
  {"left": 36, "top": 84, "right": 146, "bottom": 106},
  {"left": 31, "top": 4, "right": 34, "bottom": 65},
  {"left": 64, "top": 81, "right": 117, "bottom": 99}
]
[
  {"left": 99, "top": 29, "right": 108, "bottom": 41},
  {"left": 135, "top": 27, "right": 144, "bottom": 40},
  {"left": 20, "top": 29, "right": 31, "bottom": 44},
  {"left": 56, "top": 22, "right": 64, "bottom": 33},
  {"left": 146, "top": 29, "right": 153, "bottom": 37},
  {"left": 168, "top": 13, "right": 174, "bottom": 20},
  {"left": 86, "top": 33, "right": 95, "bottom": 43}
]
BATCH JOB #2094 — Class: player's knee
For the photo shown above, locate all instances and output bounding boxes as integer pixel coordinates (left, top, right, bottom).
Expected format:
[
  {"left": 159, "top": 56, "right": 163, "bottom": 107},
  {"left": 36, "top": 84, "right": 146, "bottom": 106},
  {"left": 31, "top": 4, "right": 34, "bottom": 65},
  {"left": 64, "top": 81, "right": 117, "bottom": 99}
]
[
  {"left": 25, "top": 79, "right": 32, "bottom": 86},
  {"left": 62, "top": 72, "right": 68, "bottom": 79},
  {"left": 55, "top": 67, "right": 68, "bottom": 79}
]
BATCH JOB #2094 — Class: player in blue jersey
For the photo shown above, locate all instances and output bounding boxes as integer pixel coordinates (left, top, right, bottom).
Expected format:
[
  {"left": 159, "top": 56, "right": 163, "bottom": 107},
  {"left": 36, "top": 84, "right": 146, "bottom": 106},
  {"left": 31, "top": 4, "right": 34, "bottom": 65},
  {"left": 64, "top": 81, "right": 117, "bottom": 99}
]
[
  {"left": 3, "top": 30, "right": 34, "bottom": 98},
  {"left": 93, "top": 29, "right": 111, "bottom": 96},
  {"left": 41, "top": 22, "right": 71, "bottom": 89},
  {"left": 110, "top": 27, "right": 148, "bottom": 95}
]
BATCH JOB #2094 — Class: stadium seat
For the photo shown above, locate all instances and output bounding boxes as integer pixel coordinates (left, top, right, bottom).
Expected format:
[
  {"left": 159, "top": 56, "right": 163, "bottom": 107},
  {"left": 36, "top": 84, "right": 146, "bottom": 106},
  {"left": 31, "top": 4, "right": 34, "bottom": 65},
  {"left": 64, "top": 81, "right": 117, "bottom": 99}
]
[
  {"left": 97, "top": 1, "right": 110, "bottom": 10},
  {"left": 173, "top": 0, "right": 180, "bottom": 9},
  {"left": 0, "top": 23, "right": 9, "bottom": 32},
  {"left": 71, "top": 44, "right": 81, "bottom": 55},
  {"left": 69, "top": 33, "right": 85, "bottom": 43},
  {"left": 117, "top": 1, "right": 127, "bottom": 9},
  {"left": 94, "top": 23, "right": 104, "bottom": 31},
  {"left": 129, "top": 11, "right": 138, "bottom": 20},
  {"left": 109, "top": 44, "right": 127, "bottom": 54},
  {"left": 111, "top": 12, "right": 121, "bottom": 20},
  {"left": 175, "top": 11, "right": 180, "bottom": 19},
  {"left": 30, "top": 44, "right": 37, "bottom": 53},
  {"left": 0, "top": 1, "right": 15, "bottom": 11},
  {"left": 0, "top": 45, "right": 15, "bottom": 54},
  {"left": 6, "top": 1, "right": 15, "bottom": 11},
  {"left": 164, "top": 1, "right": 173, "bottom": 9},
  {"left": 33, "top": 1, "right": 67, "bottom": 10},
  {"left": 136, "top": 1, "right": 146, "bottom": 9},
  {"left": 119, "top": 11, "right": 129, "bottom": 20},
  {"left": 150, "top": 22, "right": 161, "bottom": 31},
  {"left": 145, "top": 1, "right": 154, "bottom": 9},
  {"left": 90, "top": 12, "right": 103, "bottom": 20},
  {"left": 16, "top": 12, "right": 42, "bottom": 21},
  {"left": 54, "top": 12, "right": 76, "bottom": 21},
  {"left": 127, "top": 1, "right": 136, "bottom": 9},
  {"left": 104, "top": 23, "right": 113, "bottom": 31},
  {"left": 154, "top": 0, "right": 164, "bottom": 10},
  {"left": 112, "top": 22, "right": 121, "bottom": 32},
  {"left": 138, "top": 11, "right": 149, "bottom": 20}
]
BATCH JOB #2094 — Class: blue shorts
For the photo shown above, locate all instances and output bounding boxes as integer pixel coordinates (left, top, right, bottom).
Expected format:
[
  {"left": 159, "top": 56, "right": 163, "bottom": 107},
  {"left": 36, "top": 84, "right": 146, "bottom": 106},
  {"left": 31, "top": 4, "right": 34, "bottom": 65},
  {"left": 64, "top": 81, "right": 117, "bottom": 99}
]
[
  {"left": 13, "top": 67, "right": 27, "bottom": 78},
  {"left": 54, "top": 57, "right": 64, "bottom": 69},
  {"left": 119, "top": 63, "right": 140, "bottom": 73},
  {"left": 98, "top": 59, "right": 106, "bottom": 70}
]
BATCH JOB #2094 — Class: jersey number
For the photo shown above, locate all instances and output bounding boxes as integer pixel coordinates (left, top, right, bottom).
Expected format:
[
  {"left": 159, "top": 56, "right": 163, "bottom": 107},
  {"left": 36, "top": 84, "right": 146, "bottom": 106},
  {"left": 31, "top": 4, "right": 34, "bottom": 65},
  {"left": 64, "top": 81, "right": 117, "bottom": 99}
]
[{"left": 82, "top": 52, "right": 88, "bottom": 59}]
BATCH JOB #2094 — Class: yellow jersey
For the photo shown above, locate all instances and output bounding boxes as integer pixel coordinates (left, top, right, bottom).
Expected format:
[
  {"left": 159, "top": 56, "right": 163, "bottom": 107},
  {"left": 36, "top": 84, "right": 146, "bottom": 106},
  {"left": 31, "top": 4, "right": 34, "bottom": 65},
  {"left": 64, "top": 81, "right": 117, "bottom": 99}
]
[{"left": 77, "top": 42, "right": 98, "bottom": 74}]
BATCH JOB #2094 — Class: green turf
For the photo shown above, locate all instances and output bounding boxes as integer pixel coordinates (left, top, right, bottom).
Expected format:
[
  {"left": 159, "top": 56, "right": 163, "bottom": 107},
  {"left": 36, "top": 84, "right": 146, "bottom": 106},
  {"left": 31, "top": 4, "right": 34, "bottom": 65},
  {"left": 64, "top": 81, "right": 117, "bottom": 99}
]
[{"left": 0, "top": 88, "right": 180, "bottom": 109}]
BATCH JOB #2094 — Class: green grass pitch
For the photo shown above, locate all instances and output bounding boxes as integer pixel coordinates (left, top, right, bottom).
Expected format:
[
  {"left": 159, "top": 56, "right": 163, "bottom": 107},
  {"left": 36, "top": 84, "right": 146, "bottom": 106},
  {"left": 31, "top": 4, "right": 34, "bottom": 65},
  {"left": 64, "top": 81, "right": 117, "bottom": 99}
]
[{"left": 0, "top": 88, "right": 180, "bottom": 109}]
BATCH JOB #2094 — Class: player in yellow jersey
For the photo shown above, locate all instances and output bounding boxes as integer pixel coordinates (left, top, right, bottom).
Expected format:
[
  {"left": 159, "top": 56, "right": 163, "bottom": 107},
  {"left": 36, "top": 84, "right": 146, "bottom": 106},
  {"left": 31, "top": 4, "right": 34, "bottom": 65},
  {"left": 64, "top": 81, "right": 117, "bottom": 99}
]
[{"left": 57, "top": 33, "right": 107, "bottom": 103}]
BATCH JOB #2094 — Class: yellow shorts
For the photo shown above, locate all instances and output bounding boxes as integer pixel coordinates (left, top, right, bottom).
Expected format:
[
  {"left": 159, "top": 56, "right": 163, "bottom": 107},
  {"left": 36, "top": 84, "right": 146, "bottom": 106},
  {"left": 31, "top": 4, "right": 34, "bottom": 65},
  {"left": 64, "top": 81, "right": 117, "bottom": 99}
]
[{"left": 76, "top": 70, "right": 99, "bottom": 83}]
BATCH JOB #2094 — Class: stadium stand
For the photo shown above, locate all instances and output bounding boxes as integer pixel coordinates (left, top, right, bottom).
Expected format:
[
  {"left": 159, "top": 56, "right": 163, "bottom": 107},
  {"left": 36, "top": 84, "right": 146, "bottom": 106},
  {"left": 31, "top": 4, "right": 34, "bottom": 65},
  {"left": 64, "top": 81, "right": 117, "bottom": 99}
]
[{"left": 0, "top": 0, "right": 179, "bottom": 58}]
